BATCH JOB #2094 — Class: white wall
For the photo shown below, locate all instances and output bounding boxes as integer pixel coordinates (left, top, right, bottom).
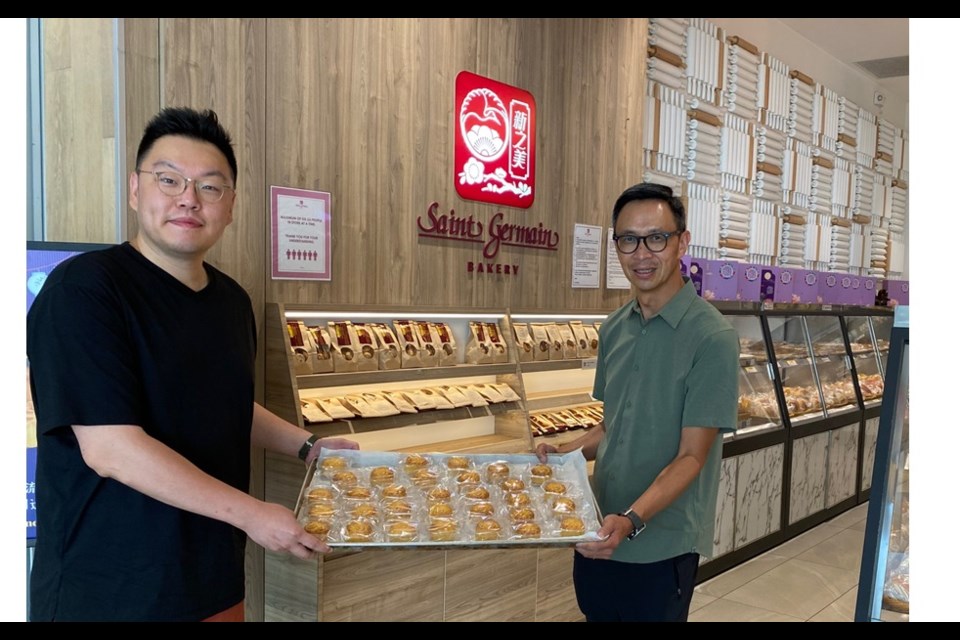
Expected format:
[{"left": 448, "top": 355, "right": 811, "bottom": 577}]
[{"left": 708, "top": 18, "right": 908, "bottom": 130}]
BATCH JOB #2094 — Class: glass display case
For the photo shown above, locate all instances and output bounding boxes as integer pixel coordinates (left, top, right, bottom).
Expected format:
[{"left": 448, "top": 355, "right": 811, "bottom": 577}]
[
  {"left": 728, "top": 314, "right": 784, "bottom": 438},
  {"left": 856, "top": 306, "right": 909, "bottom": 622},
  {"left": 765, "top": 314, "right": 827, "bottom": 425},
  {"left": 872, "top": 314, "right": 893, "bottom": 372},
  {"left": 804, "top": 315, "right": 860, "bottom": 418},
  {"left": 844, "top": 315, "right": 886, "bottom": 409}
]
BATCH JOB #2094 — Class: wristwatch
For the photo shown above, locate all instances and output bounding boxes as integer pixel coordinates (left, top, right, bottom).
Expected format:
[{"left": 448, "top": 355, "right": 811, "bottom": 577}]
[
  {"left": 618, "top": 508, "right": 646, "bottom": 540},
  {"left": 298, "top": 434, "right": 321, "bottom": 461}
]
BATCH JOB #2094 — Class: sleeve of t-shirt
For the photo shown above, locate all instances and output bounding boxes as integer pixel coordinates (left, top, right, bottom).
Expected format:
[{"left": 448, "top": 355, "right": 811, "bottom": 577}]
[
  {"left": 680, "top": 326, "right": 740, "bottom": 433},
  {"left": 27, "top": 270, "right": 145, "bottom": 435}
]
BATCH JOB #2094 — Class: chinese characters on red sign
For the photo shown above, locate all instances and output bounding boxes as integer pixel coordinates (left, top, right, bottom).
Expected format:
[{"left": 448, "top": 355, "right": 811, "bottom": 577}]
[{"left": 454, "top": 71, "right": 536, "bottom": 209}]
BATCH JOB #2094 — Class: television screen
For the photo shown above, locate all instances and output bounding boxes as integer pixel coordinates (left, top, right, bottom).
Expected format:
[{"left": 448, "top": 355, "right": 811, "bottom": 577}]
[{"left": 26, "top": 241, "right": 113, "bottom": 541}]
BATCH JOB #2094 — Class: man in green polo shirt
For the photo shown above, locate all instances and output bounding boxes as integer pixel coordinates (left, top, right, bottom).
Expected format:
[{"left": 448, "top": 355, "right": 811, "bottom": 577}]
[{"left": 536, "top": 182, "right": 739, "bottom": 622}]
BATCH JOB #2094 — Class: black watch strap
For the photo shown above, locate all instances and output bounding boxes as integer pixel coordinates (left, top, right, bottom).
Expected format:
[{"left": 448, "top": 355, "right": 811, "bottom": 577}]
[
  {"left": 619, "top": 509, "right": 646, "bottom": 540},
  {"left": 298, "top": 434, "right": 321, "bottom": 461}
]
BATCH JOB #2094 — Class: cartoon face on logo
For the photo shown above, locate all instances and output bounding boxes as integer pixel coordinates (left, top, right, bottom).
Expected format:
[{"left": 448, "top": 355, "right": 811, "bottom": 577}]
[
  {"left": 745, "top": 267, "right": 760, "bottom": 282},
  {"left": 804, "top": 272, "right": 817, "bottom": 286},
  {"left": 455, "top": 71, "right": 536, "bottom": 209},
  {"left": 720, "top": 264, "right": 735, "bottom": 279}
]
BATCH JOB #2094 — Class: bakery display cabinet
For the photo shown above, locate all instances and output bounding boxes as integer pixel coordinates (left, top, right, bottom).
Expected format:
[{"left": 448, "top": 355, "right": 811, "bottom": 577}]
[
  {"left": 262, "top": 303, "right": 583, "bottom": 622},
  {"left": 856, "top": 306, "right": 909, "bottom": 621},
  {"left": 844, "top": 309, "right": 894, "bottom": 501},
  {"left": 698, "top": 304, "right": 787, "bottom": 581},
  {"left": 764, "top": 309, "right": 862, "bottom": 532},
  {"left": 513, "top": 312, "right": 608, "bottom": 475}
]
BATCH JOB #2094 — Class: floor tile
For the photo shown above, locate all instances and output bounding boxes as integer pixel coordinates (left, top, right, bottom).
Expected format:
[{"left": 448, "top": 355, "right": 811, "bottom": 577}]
[
  {"left": 722, "top": 558, "right": 859, "bottom": 620},
  {"left": 827, "top": 503, "right": 868, "bottom": 529},
  {"left": 696, "top": 553, "right": 790, "bottom": 599},
  {"left": 689, "top": 591, "right": 716, "bottom": 613},
  {"left": 808, "top": 586, "right": 858, "bottom": 622},
  {"left": 769, "top": 523, "right": 845, "bottom": 558},
  {"left": 795, "top": 528, "right": 865, "bottom": 573},
  {"left": 689, "top": 598, "right": 805, "bottom": 622}
]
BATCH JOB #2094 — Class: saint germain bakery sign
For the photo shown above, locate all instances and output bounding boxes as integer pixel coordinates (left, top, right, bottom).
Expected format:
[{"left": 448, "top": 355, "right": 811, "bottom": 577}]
[
  {"left": 418, "top": 202, "right": 559, "bottom": 276},
  {"left": 417, "top": 70, "right": 554, "bottom": 276}
]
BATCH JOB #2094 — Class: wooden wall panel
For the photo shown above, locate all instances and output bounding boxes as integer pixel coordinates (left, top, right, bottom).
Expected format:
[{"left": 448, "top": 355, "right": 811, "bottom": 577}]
[
  {"left": 265, "top": 18, "right": 647, "bottom": 313},
  {"left": 122, "top": 19, "right": 160, "bottom": 239},
  {"left": 42, "top": 18, "right": 118, "bottom": 243},
  {"left": 161, "top": 18, "right": 267, "bottom": 324}
]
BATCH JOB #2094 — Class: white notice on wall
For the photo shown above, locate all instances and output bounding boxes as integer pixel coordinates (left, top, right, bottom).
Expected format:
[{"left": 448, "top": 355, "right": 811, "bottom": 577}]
[
  {"left": 270, "top": 185, "right": 332, "bottom": 280},
  {"left": 606, "top": 227, "right": 630, "bottom": 289},
  {"left": 572, "top": 223, "right": 602, "bottom": 288}
]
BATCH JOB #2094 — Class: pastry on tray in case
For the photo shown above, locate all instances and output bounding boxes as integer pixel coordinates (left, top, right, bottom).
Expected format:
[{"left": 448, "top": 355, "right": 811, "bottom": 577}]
[
  {"left": 550, "top": 496, "right": 577, "bottom": 514},
  {"left": 428, "top": 502, "right": 455, "bottom": 519},
  {"left": 402, "top": 453, "right": 430, "bottom": 475},
  {"left": 463, "top": 485, "right": 490, "bottom": 501},
  {"left": 529, "top": 464, "right": 553, "bottom": 486},
  {"left": 320, "top": 455, "right": 349, "bottom": 477},
  {"left": 349, "top": 502, "right": 379, "bottom": 520},
  {"left": 426, "top": 486, "right": 452, "bottom": 503},
  {"left": 542, "top": 481, "right": 567, "bottom": 495},
  {"left": 485, "top": 461, "right": 511, "bottom": 483},
  {"left": 343, "top": 486, "right": 374, "bottom": 501},
  {"left": 500, "top": 477, "right": 525, "bottom": 492},
  {"left": 514, "top": 522, "right": 542, "bottom": 539},
  {"left": 446, "top": 455, "right": 471, "bottom": 470},
  {"left": 306, "top": 501, "right": 336, "bottom": 519},
  {"left": 332, "top": 470, "right": 359, "bottom": 488},
  {"left": 305, "top": 485, "right": 336, "bottom": 502},
  {"left": 466, "top": 501, "right": 496, "bottom": 518}
]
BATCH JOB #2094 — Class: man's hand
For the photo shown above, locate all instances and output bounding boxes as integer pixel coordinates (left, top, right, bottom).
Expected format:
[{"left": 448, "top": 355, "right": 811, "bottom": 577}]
[
  {"left": 304, "top": 437, "right": 359, "bottom": 465},
  {"left": 535, "top": 442, "right": 559, "bottom": 463},
  {"left": 574, "top": 513, "right": 631, "bottom": 560},
  {"left": 242, "top": 501, "right": 331, "bottom": 558}
]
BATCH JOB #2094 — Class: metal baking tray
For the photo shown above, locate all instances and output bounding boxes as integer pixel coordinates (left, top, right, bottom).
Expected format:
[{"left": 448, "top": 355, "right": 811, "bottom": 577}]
[{"left": 295, "top": 448, "right": 603, "bottom": 550}]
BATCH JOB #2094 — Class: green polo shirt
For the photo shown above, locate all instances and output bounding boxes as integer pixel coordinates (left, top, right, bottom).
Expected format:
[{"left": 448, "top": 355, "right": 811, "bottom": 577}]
[{"left": 592, "top": 278, "right": 739, "bottom": 563}]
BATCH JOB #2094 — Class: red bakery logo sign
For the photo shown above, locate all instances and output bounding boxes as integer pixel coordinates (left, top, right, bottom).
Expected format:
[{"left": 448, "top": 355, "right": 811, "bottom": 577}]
[{"left": 454, "top": 71, "right": 536, "bottom": 209}]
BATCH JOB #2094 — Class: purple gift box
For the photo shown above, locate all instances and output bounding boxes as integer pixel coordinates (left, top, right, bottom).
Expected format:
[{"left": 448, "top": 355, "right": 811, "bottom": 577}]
[
  {"left": 793, "top": 268, "right": 821, "bottom": 304},
  {"left": 739, "top": 263, "right": 763, "bottom": 302},
  {"left": 688, "top": 258, "right": 705, "bottom": 297},
  {"left": 861, "top": 276, "right": 882, "bottom": 306},
  {"left": 702, "top": 259, "right": 741, "bottom": 302},
  {"left": 885, "top": 279, "right": 909, "bottom": 306},
  {"left": 820, "top": 271, "right": 844, "bottom": 304},
  {"left": 761, "top": 267, "right": 796, "bottom": 304}
]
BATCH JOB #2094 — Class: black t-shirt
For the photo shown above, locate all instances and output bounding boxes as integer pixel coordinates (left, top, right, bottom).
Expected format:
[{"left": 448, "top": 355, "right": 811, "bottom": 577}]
[{"left": 27, "top": 243, "right": 256, "bottom": 621}]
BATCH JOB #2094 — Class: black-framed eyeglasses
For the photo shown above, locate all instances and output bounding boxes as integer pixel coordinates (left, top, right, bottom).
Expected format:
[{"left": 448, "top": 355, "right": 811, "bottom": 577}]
[
  {"left": 137, "top": 170, "right": 235, "bottom": 203},
  {"left": 612, "top": 231, "right": 681, "bottom": 254}
]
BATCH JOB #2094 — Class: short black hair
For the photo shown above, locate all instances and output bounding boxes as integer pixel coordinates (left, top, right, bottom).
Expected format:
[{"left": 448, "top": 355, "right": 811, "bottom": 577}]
[
  {"left": 135, "top": 107, "right": 237, "bottom": 184},
  {"left": 611, "top": 182, "right": 685, "bottom": 232}
]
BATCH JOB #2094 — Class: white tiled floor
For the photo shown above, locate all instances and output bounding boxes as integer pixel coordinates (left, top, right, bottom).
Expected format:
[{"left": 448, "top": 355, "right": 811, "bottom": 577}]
[{"left": 689, "top": 502, "right": 898, "bottom": 622}]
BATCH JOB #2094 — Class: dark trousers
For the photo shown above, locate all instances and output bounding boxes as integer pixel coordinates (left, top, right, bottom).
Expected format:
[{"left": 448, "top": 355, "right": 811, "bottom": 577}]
[{"left": 573, "top": 551, "right": 700, "bottom": 622}]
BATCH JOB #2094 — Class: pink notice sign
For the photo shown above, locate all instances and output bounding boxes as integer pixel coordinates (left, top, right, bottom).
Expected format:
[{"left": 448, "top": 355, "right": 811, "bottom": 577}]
[
  {"left": 454, "top": 71, "right": 536, "bottom": 209},
  {"left": 271, "top": 186, "right": 332, "bottom": 280}
]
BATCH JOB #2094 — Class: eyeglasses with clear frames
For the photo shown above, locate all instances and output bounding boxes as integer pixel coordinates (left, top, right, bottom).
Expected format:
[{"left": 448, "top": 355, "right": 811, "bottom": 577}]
[
  {"left": 137, "top": 170, "right": 235, "bottom": 203},
  {"left": 612, "top": 231, "right": 681, "bottom": 254}
]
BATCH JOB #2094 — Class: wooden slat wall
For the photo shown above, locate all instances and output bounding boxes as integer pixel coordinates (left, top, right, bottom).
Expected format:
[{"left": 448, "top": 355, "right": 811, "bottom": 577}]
[
  {"left": 265, "top": 18, "right": 646, "bottom": 312},
  {"left": 122, "top": 19, "right": 161, "bottom": 238},
  {"left": 42, "top": 19, "right": 118, "bottom": 243}
]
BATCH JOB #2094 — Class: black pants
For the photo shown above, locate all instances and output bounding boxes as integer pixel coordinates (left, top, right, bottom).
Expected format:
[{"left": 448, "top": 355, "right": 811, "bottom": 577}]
[{"left": 572, "top": 551, "right": 700, "bottom": 622}]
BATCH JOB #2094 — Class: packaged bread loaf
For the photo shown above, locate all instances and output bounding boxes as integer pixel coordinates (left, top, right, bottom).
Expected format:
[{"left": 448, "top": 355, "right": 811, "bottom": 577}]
[
  {"left": 582, "top": 324, "right": 600, "bottom": 357},
  {"left": 286, "top": 321, "right": 315, "bottom": 375},
  {"left": 568, "top": 321, "right": 590, "bottom": 359},
  {"left": 352, "top": 322, "right": 380, "bottom": 372},
  {"left": 542, "top": 323, "right": 565, "bottom": 361},
  {"left": 485, "top": 322, "right": 510, "bottom": 363},
  {"left": 413, "top": 321, "right": 441, "bottom": 368},
  {"left": 513, "top": 322, "right": 535, "bottom": 362},
  {"left": 329, "top": 321, "right": 360, "bottom": 372},
  {"left": 369, "top": 323, "right": 401, "bottom": 370},
  {"left": 556, "top": 322, "right": 579, "bottom": 359},
  {"left": 529, "top": 323, "right": 551, "bottom": 362},
  {"left": 434, "top": 322, "right": 458, "bottom": 367},
  {"left": 394, "top": 320, "right": 424, "bottom": 369},
  {"left": 381, "top": 390, "right": 419, "bottom": 414},
  {"left": 307, "top": 325, "right": 335, "bottom": 373},
  {"left": 465, "top": 321, "right": 494, "bottom": 364}
]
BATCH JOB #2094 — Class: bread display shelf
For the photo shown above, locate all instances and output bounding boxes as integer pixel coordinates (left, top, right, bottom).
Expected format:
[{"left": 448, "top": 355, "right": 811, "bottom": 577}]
[
  {"left": 309, "top": 401, "right": 523, "bottom": 436},
  {"left": 524, "top": 389, "right": 595, "bottom": 413},
  {"left": 519, "top": 359, "right": 597, "bottom": 374},
  {"left": 296, "top": 363, "right": 519, "bottom": 389},
  {"left": 296, "top": 448, "right": 603, "bottom": 550}
]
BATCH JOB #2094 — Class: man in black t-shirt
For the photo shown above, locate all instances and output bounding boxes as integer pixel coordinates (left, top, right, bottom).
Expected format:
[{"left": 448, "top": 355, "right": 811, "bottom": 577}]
[{"left": 26, "top": 107, "right": 357, "bottom": 622}]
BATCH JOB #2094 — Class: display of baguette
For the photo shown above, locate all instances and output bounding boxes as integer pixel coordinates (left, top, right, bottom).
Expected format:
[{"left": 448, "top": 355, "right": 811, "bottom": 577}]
[
  {"left": 529, "top": 404, "right": 603, "bottom": 437},
  {"left": 300, "top": 382, "right": 522, "bottom": 424}
]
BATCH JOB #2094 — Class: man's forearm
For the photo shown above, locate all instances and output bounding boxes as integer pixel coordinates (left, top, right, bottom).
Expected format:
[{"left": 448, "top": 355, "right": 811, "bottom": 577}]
[{"left": 554, "top": 421, "right": 605, "bottom": 460}]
